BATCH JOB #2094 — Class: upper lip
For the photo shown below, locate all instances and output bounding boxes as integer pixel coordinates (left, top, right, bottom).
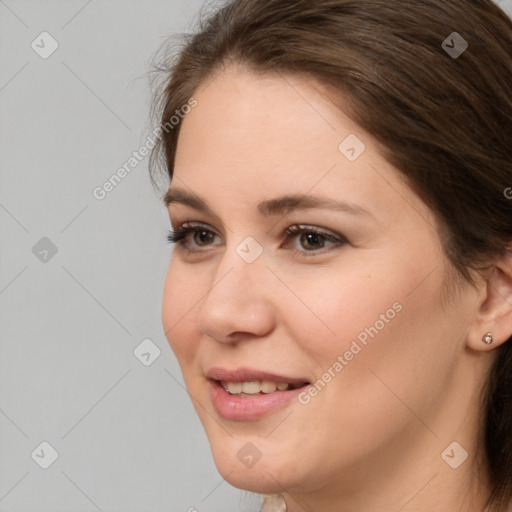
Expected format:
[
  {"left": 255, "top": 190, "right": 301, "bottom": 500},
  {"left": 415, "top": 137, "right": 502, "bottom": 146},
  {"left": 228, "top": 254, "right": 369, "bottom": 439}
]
[{"left": 206, "top": 367, "right": 310, "bottom": 386}]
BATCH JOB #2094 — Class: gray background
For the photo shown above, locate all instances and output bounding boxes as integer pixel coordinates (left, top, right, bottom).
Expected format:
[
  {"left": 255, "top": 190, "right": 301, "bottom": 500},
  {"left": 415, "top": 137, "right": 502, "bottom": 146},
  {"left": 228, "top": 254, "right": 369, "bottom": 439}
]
[{"left": 1, "top": 1, "right": 511, "bottom": 511}]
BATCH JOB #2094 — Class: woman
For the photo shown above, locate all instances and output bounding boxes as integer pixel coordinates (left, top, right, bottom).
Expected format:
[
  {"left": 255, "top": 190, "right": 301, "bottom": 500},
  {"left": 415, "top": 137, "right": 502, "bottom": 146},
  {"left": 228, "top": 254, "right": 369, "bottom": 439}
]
[{"left": 148, "top": 1, "right": 512, "bottom": 511}]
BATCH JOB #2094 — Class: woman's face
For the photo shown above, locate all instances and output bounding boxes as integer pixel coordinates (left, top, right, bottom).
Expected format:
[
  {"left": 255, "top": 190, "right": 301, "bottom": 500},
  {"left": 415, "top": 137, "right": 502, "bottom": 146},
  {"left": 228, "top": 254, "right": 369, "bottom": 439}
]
[{"left": 162, "top": 65, "right": 482, "bottom": 503}]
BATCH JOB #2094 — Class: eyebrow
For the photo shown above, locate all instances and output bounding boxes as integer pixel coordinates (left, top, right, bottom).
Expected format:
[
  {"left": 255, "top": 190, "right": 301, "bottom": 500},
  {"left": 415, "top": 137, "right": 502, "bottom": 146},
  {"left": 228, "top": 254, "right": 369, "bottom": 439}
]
[{"left": 164, "top": 188, "right": 375, "bottom": 220}]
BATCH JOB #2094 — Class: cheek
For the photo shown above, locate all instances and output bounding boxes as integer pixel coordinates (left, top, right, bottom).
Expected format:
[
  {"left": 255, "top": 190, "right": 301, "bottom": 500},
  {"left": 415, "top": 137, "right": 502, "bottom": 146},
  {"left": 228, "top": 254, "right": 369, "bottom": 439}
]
[
  {"left": 275, "top": 260, "right": 404, "bottom": 364},
  {"left": 309, "top": 264, "right": 454, "bottom": 432},
  {"left": 289, "top": 249, "right": 452, "bottom": 404},
  {"left": 272, "top": 269, "right": 452, "bottom": 483},
  {"left": 161, "top": 262, "right": 199, "bottom": 367}
]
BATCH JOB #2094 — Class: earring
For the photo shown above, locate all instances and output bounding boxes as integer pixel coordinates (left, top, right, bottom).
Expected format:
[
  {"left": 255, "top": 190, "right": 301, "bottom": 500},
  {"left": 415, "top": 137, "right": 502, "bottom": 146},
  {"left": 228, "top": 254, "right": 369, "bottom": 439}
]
[{"left": 482, "top": 332, "right": 494, "bottom": 345}]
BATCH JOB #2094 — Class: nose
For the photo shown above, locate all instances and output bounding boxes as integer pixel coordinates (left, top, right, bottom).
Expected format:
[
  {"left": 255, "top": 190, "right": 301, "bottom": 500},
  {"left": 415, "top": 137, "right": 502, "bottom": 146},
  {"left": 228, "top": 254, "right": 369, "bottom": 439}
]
[{"left": 196, "top": 245, "right": 276, "bottom": 344}]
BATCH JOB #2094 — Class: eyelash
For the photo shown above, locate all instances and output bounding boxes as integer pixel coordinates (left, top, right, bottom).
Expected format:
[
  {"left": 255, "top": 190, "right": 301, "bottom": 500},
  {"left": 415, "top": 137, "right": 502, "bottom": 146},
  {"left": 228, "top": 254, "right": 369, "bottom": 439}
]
[{"left": 166, "top": 223, "right": 347, "bottom": 257}]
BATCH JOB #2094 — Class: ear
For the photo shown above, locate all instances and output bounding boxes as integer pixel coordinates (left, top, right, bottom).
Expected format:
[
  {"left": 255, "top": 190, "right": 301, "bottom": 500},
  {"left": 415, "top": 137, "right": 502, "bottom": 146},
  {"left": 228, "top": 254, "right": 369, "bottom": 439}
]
[{"left": 467, "top": 246, "right": 512, "bottom": 352}]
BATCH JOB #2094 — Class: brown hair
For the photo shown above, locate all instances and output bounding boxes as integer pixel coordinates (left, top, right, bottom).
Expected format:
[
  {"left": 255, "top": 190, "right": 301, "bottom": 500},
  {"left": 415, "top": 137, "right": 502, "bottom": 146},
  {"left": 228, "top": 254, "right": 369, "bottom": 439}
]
[{"left": 148, "top": 1, "right": 512, "bottom": 510}]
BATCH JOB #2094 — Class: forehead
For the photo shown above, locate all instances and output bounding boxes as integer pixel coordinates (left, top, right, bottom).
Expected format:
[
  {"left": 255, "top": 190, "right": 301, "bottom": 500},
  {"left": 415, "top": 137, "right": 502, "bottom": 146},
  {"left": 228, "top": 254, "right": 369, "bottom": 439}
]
[
  {"left": 176, "top": 68, "right": 354, "bottom": 182},
  {"left": 172, "top": 65, "right": 432, "bottom": 230}
]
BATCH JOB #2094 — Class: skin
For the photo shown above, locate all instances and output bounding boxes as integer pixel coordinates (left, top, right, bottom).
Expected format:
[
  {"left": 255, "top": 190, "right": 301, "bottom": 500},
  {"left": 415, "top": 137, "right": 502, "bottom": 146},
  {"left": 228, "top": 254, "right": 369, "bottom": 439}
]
[{"left": 162, "top": 63, "right": 512, "bottom": 512}]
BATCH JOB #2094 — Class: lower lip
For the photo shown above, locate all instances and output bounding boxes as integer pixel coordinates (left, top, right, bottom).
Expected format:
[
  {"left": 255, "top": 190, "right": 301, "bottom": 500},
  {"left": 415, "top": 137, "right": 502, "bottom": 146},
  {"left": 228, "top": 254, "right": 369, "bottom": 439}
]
[{"left": 209, "top": 379, "right": 306, "bottom": 421}]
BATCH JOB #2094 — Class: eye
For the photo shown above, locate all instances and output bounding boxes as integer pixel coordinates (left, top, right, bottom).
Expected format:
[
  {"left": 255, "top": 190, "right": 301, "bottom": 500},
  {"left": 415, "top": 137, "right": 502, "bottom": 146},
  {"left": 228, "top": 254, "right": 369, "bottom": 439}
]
[
  {"left": 167, "top": 223, "right": 347, "bottom": 257},
  {"left": 282, "top": 225, "right": 347, "bottom": 256},
  {"left": 167, "top": 223, "right": 219, "bottom": 253}
]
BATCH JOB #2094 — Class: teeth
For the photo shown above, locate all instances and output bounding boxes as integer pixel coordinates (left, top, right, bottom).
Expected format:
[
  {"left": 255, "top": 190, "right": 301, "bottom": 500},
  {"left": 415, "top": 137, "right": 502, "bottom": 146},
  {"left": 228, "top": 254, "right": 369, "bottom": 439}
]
[
  {"left": 222, "top": 380, "right": 291, "bottom": 395},
  {"left": 261, "top": 380, "right": 277, "bottom": 393},
  {"left": 226, "top": 382, "right": 242, "bottom": 394},
  {"left": 242, "top": 381, "right": 260, "bottom": 394}
]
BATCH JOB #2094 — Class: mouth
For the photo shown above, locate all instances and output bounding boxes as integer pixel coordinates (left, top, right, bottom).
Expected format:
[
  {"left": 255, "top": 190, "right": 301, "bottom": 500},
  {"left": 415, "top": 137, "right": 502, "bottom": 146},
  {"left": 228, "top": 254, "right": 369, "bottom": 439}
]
[
  {"left": 206, "top": 367, "right": 311, "bottom": 421},
  {"left": 218, "top": 379, "right": 308, "bottom": 397}
]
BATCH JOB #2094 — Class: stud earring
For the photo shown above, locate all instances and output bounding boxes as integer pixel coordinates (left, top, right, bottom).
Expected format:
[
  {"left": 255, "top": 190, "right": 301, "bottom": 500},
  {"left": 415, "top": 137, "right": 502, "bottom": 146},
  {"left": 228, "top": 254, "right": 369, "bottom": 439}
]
[{"left": 482, "top": 332, "right": 494, "bottom": 345}]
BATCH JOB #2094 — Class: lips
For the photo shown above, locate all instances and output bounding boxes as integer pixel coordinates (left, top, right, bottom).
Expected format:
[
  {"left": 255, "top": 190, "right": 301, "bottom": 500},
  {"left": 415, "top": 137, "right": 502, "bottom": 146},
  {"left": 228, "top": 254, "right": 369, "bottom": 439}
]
[
  {"left": 206, "top": 367, "right": 310, "bottom": 421},
  {"left": 206, "top": 367, "right": 309, "bottom": 387}
]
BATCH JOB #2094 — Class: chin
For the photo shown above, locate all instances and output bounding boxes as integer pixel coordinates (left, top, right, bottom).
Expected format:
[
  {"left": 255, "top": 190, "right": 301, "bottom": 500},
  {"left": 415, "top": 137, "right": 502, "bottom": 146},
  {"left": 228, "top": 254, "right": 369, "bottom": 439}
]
[
  {"left": 206, "top": 438, "right": 300, "bottom": 494},
  {"left": 216, "top": 461, "right": 288, "bottom": 495}
]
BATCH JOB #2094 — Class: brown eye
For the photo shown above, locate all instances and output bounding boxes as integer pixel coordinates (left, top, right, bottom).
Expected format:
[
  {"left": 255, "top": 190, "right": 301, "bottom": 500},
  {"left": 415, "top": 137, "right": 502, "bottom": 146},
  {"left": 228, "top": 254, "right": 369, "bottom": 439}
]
[
  {"left": 298, "top": 232, "right": 327, "bottom": 250},
  {"left": 167, "top": 223, "right": 220, "bottom": 254},
  {"left": 283, "top": 225, "right": 347, "bottom": 257},
  {"left": 167, "top": 223, "right": 347, "bottom": 258},
  {"left": 192, "top": 230, "right": 215, "bottom": 246}
]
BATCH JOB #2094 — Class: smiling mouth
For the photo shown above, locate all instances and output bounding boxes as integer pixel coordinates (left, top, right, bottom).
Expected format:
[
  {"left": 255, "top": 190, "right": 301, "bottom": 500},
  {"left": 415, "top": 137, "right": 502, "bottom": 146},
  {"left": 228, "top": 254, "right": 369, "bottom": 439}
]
[
  {"left": 218, "top": 379, "right": 309, "bottom": 397},
  {"left": 209, "top": 376, "right": 311, "bottom": 420}
]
